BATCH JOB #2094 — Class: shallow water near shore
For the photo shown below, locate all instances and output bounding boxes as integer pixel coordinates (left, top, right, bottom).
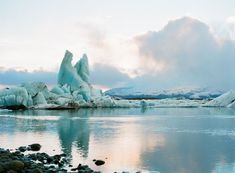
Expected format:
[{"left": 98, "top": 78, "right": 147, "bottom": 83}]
[{"left": 1, "top": 107, "right": 235, "bottom": 173}]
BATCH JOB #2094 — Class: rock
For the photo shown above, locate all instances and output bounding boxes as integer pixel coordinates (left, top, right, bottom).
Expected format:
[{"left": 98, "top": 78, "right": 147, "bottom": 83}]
[
  {"left": 71, "top": 167, "right": 77, "bottom": 171},
  {"left": 6, "top": 170, "right": 17, "bottom": 173},
  {"left": 0, "top": 145, "right": 101, "bottom": 173},
  {"left": 18, "top": 146, "right": 27, "bottom": 152},
  {"left": 31, "top": 168, "right": 43, "bottom": 173},
  {"left": 29, "top": 144, "right": 41, "bottom": 151},
  {"left": 94, "top": 160, "right": 105, "bottom": 166},
  {"left": 46, "top": 156, "right": 53, "bottom": 163},
  {"left": 0, "top": 164, "right": 5, "bottom": 173},
  {"left": 9, "top": 160, "right": 24, "bottom": 171}
]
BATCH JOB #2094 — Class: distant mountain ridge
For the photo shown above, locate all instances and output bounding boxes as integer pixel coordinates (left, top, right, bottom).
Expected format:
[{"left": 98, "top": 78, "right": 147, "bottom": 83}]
[{"left": 105, "top": 87, "right": 224, "bottom": 100}]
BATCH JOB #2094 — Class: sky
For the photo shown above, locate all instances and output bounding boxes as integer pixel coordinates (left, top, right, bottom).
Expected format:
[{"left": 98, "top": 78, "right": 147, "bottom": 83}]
[{"left": 0, "top": 0, "right": 235, "bottom": 90}]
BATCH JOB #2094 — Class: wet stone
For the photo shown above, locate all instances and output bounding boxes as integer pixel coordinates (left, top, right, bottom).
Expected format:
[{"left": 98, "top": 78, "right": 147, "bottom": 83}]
[
  {"left": 94, "top": 160, "right": 105, "bottom": 166},
  {"left": 18, "top": 146, "right": 27, "bottom": 152},
  {"left": 9, "top": 160, "right": 24, "bottom": 171},
  {"left": 29, "top": 144, "right": 41, "bottom": 151}
]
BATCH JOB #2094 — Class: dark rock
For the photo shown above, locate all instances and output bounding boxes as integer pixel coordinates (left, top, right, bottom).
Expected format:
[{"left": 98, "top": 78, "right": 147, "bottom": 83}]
[
  {"left": 0, "top": 164, "right": 5, "bottom": 173},
  {"left": 46, "top": 157, "right": 53, "bottom": 163},
  {"left": 60, "top": 153, "right": 67, "bottom": 157},
  {"left": 31, "top": 168, "right": 43, "bottom": 173},
  {"left": 94, "top": 160, "right": 105, "bottom": 166},
  {"left": 18, "top": 146, "right": 27, "bottom": 152},
  {"left": 29, "top": 144, "right": 41, "bottom": 151},
  {"left": 71, "top": 167, "right": 78, "bottom": 171},
  {"left": 6, "top": 170, "right": 17, "bottom": 173},
  {"left": 0, "top": 146, "right": 96, "bottom": 173},
  {"left": 9, "top": 160, "right": 24, "bottom": 171}
]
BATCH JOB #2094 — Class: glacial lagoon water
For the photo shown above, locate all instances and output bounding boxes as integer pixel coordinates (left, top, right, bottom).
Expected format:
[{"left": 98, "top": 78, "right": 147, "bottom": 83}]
[{"left": 1, "top": 108, "right": 235, "bottom": 173}]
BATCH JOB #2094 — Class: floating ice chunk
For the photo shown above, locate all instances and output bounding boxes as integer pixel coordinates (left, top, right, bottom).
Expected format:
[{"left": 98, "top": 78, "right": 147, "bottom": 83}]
[
  {"left": 51, "top": 86, "right": 65, "bottom": 95},
  {"left": 54, "top": 97, "right": 72, "bottom": 106},
  {"left": 205, "top": 91, "right": 235, "bottom": 107},
  {"left": 72, "top": 90, "right": 84, "bottom": 101},
  {"left": 114, "top": 99, "right": 135, "bottom": 108},
  {"left": 32, "top": 92, "right": 47, "bottom": 105},
  {"left": 228, "top": 101, "right": 235, "bottom": 108},
  {"left": 21, "top": 82, "right": 48, "bottom": 97},
  {"left": 140, "top": 100, "right": 148, "bottom": 108},
  {"left": 92, "top": 96, "right": 115, "bottom": 107},
  {"left": 0, "top": 87, "right": 30, "bottom": 107},
  {"left": 91, "top": 87, "right": 103, "bottom": 98}
]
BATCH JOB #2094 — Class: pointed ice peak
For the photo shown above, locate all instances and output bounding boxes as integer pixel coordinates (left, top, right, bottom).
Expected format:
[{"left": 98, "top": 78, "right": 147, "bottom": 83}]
[
  {"left": 82, "top": 53, "right": 88, "bottom": 59},
  {"left": 62, "top": 50, "right": 73, "bottom": 63},
  {"left": 74, "top": 53, "right": 89, "bottom": 83}
]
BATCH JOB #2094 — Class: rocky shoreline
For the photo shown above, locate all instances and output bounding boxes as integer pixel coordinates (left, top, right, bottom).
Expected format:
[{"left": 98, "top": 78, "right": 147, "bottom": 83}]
[{"left": 0, "top": 144, "right": 101, "bottom": 173}]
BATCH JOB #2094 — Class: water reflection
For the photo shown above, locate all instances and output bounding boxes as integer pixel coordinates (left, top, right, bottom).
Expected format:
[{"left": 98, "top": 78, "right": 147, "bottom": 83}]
[
  {"left": 0, "top": 108, "right": 235, "bottom": 172},
  {"left": 58, "top": 116, "right": 90, "bottom": 158}
]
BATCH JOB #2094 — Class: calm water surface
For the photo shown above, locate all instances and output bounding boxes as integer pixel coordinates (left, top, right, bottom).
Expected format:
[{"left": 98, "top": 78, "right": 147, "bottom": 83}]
[{"left": 1, "top": 108, "right": 235, "bottom": 173}]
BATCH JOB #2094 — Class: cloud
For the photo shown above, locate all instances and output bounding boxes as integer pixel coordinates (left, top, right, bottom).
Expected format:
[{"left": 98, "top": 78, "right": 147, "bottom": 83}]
[
  {"left": 133, "top": 17, "right": 235, "bottom": 90},
  {"left": 74, "top": 20, "right": 109, "bottom": 49},
  {"left": 90, "top": 63, "right": 131, "bottom": 88},
  {"left": 1, "top": 17, "right": 235, "bottom": 90},
  {"left": 226, "top": 16, "right": 235, "bottom": 24},
  {"left": 0, "top": 69, "right": 57, "bottom": 85}
]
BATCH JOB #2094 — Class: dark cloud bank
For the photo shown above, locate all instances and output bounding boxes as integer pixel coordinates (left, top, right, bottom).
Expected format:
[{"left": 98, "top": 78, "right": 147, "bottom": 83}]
[{"left": 1, "top": 17, "right": 235, "bottom": 90}]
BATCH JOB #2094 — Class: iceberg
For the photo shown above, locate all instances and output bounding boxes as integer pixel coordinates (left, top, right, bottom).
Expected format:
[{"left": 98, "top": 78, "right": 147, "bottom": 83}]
[
  {"left": 105, "top": 87, "right": 223, "bottom": 100},
  {"left": 0, "top": 50, "right": 135, "bottom": 109},
  {"left": 0, "top": 87, "right": 30, "bottom": 109},
  {"left": 204, "top": 91, "right": 235, "bottom": 107}
]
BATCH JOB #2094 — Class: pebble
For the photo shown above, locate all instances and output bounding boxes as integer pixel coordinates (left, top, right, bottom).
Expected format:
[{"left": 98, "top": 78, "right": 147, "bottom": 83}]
[
  {"left": 18, "top": 146, "right": 27, "bottom": 152},
  {"left": 94, "top": 160, "right": 105, "bottom": 166}
]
